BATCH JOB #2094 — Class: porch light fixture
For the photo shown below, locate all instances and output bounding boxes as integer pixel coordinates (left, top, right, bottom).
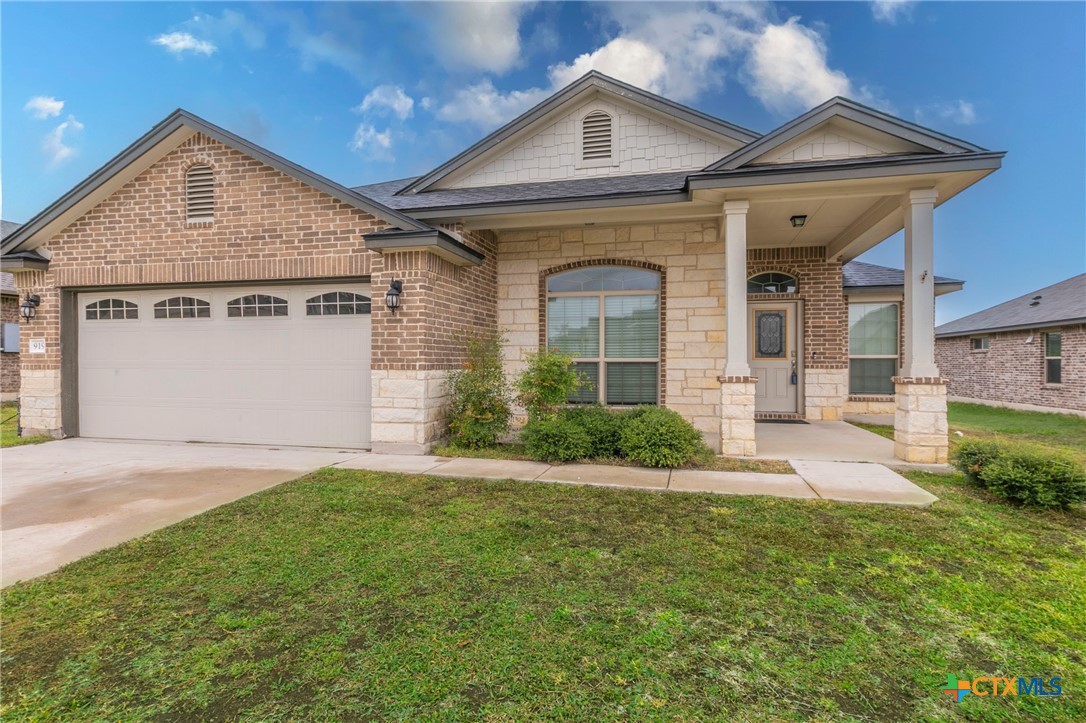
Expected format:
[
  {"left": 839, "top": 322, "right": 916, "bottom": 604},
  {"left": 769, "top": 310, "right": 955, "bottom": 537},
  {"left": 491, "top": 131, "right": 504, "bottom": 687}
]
[
  {"left": 790, "top": 215, "right": 807, "bottom": 228},
  {"left": 19, "top": 293, "right": 41, "bottom": 321},
  {"left": 384, "top": 279, "right": 403, "bottom": 314}
]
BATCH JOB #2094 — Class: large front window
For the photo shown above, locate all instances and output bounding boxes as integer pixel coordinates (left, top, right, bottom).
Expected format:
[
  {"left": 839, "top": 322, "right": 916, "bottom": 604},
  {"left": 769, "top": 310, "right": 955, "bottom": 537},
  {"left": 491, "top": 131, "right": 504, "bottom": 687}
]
[
  {"left": 546, "top": 266, "right": 660, "bottom": 405},
  {"left": 848, "top": 302, "right": 899, "bottom": 394}
]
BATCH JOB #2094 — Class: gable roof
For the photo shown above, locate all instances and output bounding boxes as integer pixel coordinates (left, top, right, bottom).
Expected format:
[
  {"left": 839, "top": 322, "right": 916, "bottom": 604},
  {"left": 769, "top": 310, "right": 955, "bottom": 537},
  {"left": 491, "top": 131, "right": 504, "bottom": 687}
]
[
  {"left": 1, "top": 109, "right": 432, "bottom": 257},
  {"left": 936, "top": 274, "right": 1086, "bottom": 337},
  {"left": 843, "top": 260, "right": 963, "bottom": 292},
  {"left": 399, "top": 71, "right": 761, "bottom": 195},
  {"left": 705, "top": 97, "right": 987, "bottom": 172}
]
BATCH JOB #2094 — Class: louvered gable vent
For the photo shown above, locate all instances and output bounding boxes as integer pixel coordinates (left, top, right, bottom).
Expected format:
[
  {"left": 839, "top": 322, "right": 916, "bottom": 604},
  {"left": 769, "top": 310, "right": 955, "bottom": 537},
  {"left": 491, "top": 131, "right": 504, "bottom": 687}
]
[
  {"left": 186, "top": 165, "right": 215, "bottom": 220},
  {"left": 581, "top": 111, "right": 612, "bottom": 161}
]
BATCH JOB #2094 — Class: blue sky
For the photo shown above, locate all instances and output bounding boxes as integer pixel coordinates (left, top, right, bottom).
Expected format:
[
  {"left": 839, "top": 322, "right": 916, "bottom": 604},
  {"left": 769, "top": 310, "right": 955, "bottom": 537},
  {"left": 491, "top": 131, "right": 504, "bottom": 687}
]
[{"left": 3, "top": 1, "right": 1083, "bottom": 323}]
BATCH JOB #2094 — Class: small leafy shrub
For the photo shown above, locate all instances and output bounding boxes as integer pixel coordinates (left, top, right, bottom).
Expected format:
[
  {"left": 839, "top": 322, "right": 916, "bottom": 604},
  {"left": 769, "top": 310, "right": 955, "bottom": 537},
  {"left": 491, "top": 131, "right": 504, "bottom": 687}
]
[
  {"left": 953, "top": 439, "right": 1006, "bottom": 486},
  {"left": 515, "top": 349, "right": 583, "bottom": 422},
  {"left": 445, "top": 333, "right": 511, "bottom": 449},
  {"left": 521, "top": 417, "right": 592, "bottom": 463},
  {"left": 954, "top": 439, "right": 1086, "bottom": 508},
  {"left": 619, "top": 406, "right": 707, "bottom": 468},
  {"left": 562, "top": 405, "right": 626, "bottom": 458}
]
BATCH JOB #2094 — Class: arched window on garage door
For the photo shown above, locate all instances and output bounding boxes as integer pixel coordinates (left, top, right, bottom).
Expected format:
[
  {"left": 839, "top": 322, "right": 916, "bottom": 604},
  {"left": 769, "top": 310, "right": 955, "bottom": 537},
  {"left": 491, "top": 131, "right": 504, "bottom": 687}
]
[
  {"left": 306, "top": 291, "right": 371, "bottom": 316},
  {"left": 226, "top": 294, "right": 288, "bottom": 317},
  {"left": 153, "top": 296, "right": 210, "bottom": 319},
  {"left": 85, "top": 299, "right": 138, "bottom": 320}
]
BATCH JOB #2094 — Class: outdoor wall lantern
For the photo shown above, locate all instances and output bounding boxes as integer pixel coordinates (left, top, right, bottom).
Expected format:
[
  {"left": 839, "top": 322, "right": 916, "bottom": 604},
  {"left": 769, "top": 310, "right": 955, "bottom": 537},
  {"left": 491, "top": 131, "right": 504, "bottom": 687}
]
[
  {"left": 790, "top": 215, "right": 807, "bottom": 228},
  {"left": 385, "top": 279, "right": 403, "bottom": 314},
  {"left": 19, "top": 293, "right": 41, "bottom": 321}
]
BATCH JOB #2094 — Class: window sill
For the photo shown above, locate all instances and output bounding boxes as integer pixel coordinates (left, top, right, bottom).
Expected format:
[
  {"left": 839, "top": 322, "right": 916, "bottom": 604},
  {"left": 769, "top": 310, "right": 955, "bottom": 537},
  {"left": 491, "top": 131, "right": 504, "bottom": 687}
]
[
  {"left": 848, "top": 394, "right": 894, "bottom": 402},
  {"left": 1042, "top": 383, "right": 1063, "bottom": 388}
]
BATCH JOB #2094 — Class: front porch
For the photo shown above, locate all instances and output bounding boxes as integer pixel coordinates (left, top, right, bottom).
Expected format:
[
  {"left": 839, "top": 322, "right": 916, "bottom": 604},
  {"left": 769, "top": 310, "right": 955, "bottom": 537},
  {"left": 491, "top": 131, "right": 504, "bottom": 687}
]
[{"left": 753, "top": 418, "right": 948, "bottom": 469}]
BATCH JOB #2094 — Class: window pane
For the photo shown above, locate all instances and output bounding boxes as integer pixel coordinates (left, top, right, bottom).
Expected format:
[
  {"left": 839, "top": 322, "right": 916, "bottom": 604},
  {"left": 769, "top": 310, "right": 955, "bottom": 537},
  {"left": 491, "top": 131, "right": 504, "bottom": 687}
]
[
  {"left": 748, "top": 272, "right": 798, "bottom": 294},
  {"left": 547, "top": 297, "right": 600, "bottom": 356},
  {"left": 547, "top": 267, "right": 659, "bottom": 293},
  {"left": 849, "top": 358, "right": 897, "bottom": 395},
  {"left": 606, "top": 362, "right": 658, "bottom": 405},
  {"left": 849, "top": 303, "right": 898, "bottom": 356},
  {"left": 754, "top": 309, "right": 787, "bottom": 358},
  {"left": 569, "top": 362, "right": 599, "bottom": 404},
  {"left": 604, "top": 295, "right": 658, "bottom": 358},
  {"left": 1046, "top": 333, "right": 1062, "bottom": 357},
  {"left": 1046, "top": 359, "right": 1062, "bottom": 384}
]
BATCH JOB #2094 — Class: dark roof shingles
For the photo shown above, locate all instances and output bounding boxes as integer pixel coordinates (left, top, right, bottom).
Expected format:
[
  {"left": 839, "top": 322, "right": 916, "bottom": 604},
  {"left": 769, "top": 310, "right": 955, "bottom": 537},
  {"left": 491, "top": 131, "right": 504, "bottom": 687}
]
[
  {"left": 936, "top": 274, "right": 1086, "bottom": 336},
  {"left": 842, "top": 260, "right": 961, "bottom": 288}
]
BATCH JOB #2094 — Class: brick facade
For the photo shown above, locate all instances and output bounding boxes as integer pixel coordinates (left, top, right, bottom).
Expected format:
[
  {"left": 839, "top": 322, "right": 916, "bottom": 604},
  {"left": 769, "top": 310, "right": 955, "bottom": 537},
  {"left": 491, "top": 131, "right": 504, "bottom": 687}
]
[
  {"left": 936, "top": 325, "right": 1086, "bottom": 413},
  {"left": 1, "top": 295, "right": 19, "bottom": 399}
]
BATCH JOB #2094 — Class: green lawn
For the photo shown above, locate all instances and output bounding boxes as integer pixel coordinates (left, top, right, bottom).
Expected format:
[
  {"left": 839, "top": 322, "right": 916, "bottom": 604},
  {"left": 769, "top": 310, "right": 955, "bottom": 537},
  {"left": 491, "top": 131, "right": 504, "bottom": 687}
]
[
  {"left": 3, "top": 469, "right": 1083, "bottom": 720},
  {"left": 0, "top": 402, "right": 53, "bottom": 448}
]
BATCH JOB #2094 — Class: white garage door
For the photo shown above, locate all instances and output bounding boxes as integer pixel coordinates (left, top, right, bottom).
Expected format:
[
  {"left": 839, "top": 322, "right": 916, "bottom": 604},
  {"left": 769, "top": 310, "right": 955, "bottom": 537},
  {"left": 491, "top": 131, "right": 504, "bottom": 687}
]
[{"left": 78, "top": 283, "right": 371, "bottom": 448}]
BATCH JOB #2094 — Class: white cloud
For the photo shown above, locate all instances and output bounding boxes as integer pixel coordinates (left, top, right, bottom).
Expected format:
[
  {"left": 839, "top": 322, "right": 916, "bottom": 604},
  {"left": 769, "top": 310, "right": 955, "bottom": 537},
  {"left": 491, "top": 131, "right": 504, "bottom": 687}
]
[
  {"left": 357, "top": 85, "right": 415, "bottom": 120},
  {"left": 152, "top": 31, "right": 217, "bottom": 56},
  {"left": 426, "top": 2, "right": 535, "bottom": 74},
  {"left": 186, "top": 9, "right": 265, "bottom": 49},
  {"left": 871, "top": 0, "right": 917, "bottom": 24},
  {"left": 746, "top": 17, "right": 852, "bottom": 115},
  {"left": 436, "top": 79, "right": 551, "bottom": 128},
  {"left": 350, "top": 124, "right": 394, "bottom": 160},
  {"left": 43, "top": 115, "right": 84, "bottom": 166},
  {"left": 916, "top": 99, "right": 978, "bottom": 126},
  {"left": 24, "top": 96, "right": 64, "bottom": 119},
  {"left": 549, "top": 38, "right": 669, "bottom": 96}
]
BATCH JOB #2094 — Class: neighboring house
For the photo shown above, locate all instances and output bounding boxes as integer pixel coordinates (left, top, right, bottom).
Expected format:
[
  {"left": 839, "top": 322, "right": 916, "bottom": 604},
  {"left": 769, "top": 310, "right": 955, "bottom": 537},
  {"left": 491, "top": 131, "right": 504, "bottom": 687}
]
[
  {"left": 936, "top": 274, "right": 1085, "bottom": 415},
  {"left": 1, "top": 221, "right": 22, "bottom": 400},
  {"left": 0, "top": 71, "right": 1002, "bottom": 463}
]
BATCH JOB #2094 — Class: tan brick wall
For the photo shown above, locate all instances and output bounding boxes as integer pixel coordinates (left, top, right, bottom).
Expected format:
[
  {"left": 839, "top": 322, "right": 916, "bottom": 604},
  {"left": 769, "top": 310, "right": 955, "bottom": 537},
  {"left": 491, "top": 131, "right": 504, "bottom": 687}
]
[
  {"left": 935, "top": 325, "right": 1086, "bottom": 412},
  {"left": 1, "top": 296, "right": 19, "bottom": 398}
]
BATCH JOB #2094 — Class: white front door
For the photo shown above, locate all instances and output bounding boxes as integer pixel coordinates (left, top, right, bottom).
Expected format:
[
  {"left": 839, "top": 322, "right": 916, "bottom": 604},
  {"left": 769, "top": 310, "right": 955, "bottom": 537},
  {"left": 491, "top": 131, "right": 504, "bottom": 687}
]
[{"left": 749, "top": 302, "right": 800, "bottom": 413}]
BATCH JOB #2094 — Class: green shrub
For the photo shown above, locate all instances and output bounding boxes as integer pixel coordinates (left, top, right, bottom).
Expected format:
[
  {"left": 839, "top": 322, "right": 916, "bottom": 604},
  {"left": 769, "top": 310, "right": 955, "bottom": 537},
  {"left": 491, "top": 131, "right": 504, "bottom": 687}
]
[
  {"left": 445, "top": 333, "right": 511, "bottom": 449},
  {"left": 515, "top": 349, "right": 583, "bottom": 422},
  {"left": 562, "top": 405, "right": 625, "bottom": 458},
  {"left": 521, "top": 417, "right": 592, "bottom": 463},
  {"left": 619, "top": 406, "right": 707, "bottom": 468},
  {"left": 953, "top": 439, "right": 1006, "bottom": 486},
  {"left": 954, "top": 439, "right": 1086, "bottom": 508}
]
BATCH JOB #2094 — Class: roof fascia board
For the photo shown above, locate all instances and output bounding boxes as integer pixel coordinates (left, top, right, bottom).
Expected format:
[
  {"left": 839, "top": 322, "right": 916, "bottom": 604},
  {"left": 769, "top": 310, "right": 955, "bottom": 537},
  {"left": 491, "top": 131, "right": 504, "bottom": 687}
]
[
  {"left": 706, "top": 98, "right": 987, "bottom": 172},
  {"left": 362, "top": 229, "right": 484, "bottom": 267},
  {"left": 402, "top": 72, "right": 760, "bottom": 195},
  {"left": 845, "top": 282, "right": 963, "bottom": 296},
  {"left": 1, "top": 256, "right": 51, "bottom": 271},
  {"left": 406, "top": 190, "right": 693, "bottom": 220},
  {"left": 3, "top": 110, "right": 428, "bottom": 256},
  {"left": 937, "top": 318, "right": 1086, "bottom": 338}
]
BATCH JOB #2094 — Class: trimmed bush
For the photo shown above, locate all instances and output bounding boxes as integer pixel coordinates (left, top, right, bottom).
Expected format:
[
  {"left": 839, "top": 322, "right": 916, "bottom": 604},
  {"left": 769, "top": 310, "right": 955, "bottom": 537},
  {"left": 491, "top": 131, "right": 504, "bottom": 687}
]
[
  {"left": 619, "top": 406, "right": 707, "bottom": 468},
  {"left": 954, "top": 439, "right": 1086, "bottom": 508},
  {"left": 445, "top": 333, "right": 512, "bottom": 449},
  {"left": 562, "top": 405, "right": 625, "bottom": 458},
  {"left": 521, "top": 417, "right": 592, "bottom": 463},
  {"left": 515, "top": 349, "right": 583, "bottom": 422}
]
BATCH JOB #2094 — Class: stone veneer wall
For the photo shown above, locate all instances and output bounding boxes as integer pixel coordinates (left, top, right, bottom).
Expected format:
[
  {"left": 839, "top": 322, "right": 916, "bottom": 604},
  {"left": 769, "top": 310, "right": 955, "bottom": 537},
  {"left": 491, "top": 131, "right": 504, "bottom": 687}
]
[
  {"left": 497, "top": 222, "right": 725, "bottom": 447},
  {"left": 748, "top": 247, "right": 848, "bottom": 420},
  {"left": 1, "top": 296, "right": 19, "bottom": 400},
  {"left": 935, "top": 325, "right": 1085, "bottom": 413}
]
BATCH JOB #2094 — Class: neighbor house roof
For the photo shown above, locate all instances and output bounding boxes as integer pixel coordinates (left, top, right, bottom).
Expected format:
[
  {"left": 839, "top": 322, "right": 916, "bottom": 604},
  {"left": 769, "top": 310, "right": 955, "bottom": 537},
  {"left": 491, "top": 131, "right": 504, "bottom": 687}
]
[
  {"left": 843, "top": 260, "right": 963, "bottom": 293},
  {"left": 935, "top": 274, "right": 1086, "bottom": 337}
]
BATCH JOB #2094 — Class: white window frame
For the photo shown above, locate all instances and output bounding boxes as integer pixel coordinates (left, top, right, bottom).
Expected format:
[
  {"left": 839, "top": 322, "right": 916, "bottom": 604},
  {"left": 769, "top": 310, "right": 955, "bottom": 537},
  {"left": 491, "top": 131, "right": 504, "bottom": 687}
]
[
  {"left": 1044, "top": 332, "right": 1062, "bottom": 384},
  {"left": 848, "top": 302, "right": 900, "bottom": 395},
  {"left": 970, "top": 336, "right": 990, "bottom": 351},
  {"left": 546, "top": 272, "right": 660, "bottom": 406}
]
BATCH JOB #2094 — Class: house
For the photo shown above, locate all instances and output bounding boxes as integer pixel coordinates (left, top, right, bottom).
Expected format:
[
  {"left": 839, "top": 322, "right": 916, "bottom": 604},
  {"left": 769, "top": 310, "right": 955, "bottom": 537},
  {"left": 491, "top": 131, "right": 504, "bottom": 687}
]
[
  {"left": 1, "top": 221, "right": 22, "bottom": 401},
  {"left": 935, "top": 274, "right": 1085, "bottom": 415},
  {"left": 0, "top": 72, "right": 1002, "bottom": 462}
]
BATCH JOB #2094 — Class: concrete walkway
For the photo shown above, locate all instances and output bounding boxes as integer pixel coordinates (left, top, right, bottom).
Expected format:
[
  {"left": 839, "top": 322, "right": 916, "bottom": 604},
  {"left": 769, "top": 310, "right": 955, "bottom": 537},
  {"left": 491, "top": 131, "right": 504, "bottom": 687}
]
[{"left": 334, "top": 453, "right": 938, "bottom": 507}]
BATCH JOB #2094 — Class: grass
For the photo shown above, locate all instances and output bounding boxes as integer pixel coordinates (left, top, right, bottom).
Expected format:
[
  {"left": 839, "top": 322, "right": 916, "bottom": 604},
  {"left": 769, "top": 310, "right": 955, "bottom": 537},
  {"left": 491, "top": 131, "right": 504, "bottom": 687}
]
[
  {"left": 431, "top": 443, "right": 796, "bottom": 475},
  {"left": 3, "top": 468, "right": 1083, "bottom": 720},
  {"left": 853, "top": 402, "right": 1086, "bottom": 466},
  {"left": 0, "top": 402, "right": 53, "bottom": 448}
]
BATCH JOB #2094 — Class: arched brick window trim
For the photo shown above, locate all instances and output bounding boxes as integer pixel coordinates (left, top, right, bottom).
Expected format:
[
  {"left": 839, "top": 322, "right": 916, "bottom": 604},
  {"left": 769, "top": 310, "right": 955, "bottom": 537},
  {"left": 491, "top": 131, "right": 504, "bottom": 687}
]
[{"left": 538, "top": 259, "right": 667, "bottom": 405}]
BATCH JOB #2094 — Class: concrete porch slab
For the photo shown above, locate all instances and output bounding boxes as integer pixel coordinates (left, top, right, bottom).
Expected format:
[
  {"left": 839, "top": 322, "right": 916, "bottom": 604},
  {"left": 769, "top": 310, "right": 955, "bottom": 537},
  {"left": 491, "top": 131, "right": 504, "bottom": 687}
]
[
  {"left": 756, "top": 420, "right": 898, "bottom": 464},
  {"left": 334, "top": 454, "right": 447, "bottom": 474},
  {"left": 538, "top": 464, "right": 670, "bottom": 490},
  {"left": 427, "top": 457, "right": 551, "bottom": 481},
  {"left": 669, "top": 470, "right": 818, "bottom": 499},
  {"left": 789, "top": 460, "right": 939, "bottom": 507}
]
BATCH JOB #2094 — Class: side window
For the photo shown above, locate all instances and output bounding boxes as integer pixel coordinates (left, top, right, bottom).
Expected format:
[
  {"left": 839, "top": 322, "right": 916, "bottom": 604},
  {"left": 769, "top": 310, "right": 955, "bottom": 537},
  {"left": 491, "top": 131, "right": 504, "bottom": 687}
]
[
  {"left": 86, "top": 299, "right": 138, "bottom": 320},
  {"left": 153, "top": 296, "right": 210, "bottom": 319},
  {"left": 1045, "top": 332, "right": 1062, "bottom": 384},
  {"left": 227, "top": 294, "right": 288, "bottom": 317},
  {"left": 306, "top": 292, "right": 371, "bottom": 316}
]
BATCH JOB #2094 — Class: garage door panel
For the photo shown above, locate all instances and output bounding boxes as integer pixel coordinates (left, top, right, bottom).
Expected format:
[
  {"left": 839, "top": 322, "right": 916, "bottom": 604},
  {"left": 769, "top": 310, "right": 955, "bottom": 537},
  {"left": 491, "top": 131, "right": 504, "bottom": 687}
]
[{"left": 78, "top": 284, "right": 371, "bottom": 448}]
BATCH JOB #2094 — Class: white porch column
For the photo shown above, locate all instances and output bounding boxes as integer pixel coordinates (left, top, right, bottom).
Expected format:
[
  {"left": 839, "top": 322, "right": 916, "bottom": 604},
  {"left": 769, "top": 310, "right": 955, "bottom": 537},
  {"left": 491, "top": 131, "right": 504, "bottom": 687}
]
[
  {"left": 723, "top": 200, "right": 751, "bottom": 378},
  {"left": 719, "top": 200, "right": 757, "bottom": 456},
  {"left": 902, "top": 188, "right": 940, "bottom": 378},
  {"left": 895, "top": 188, "right": 949, "bottom": 463}
]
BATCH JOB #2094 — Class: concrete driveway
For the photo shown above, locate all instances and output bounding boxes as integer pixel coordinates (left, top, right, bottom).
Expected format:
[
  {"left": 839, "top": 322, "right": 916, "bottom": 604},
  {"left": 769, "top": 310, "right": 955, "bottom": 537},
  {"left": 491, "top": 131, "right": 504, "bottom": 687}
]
[{"left": 1, "top": 438, "right": 361, "bottom": 586}]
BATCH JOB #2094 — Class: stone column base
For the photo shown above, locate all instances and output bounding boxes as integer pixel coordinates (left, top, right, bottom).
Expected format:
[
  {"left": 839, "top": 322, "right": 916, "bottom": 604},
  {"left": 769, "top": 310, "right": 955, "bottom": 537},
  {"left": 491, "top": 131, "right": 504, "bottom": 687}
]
[
  {"left": 719, "top": 375, "right": 757, "bottom": 456},
  {"left": 804, "top": 368, "right": 848, "bottom": 421},
  {"left": 370, "top": 369, "right": 449, "bottom": 455},
  {"left": 893, "top": 376, "right": 949, "bottom": 463}
]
